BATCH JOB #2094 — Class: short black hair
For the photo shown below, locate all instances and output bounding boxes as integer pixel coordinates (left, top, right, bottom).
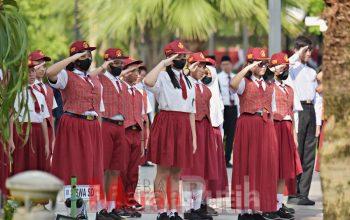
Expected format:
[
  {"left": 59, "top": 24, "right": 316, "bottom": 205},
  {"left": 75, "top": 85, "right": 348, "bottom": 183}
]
[
  {"left": 294, "top": 36, "right": 312, "bottom": 50},
  {"left": 221, "top": 55, "right": 232, "bottom": 63},
  {"left": 139, "top": 66, "right": 147, "bottom": 72}
]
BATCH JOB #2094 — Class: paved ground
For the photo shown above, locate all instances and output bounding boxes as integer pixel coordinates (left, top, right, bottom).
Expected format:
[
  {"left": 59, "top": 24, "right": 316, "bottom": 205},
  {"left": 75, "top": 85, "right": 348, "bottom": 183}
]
[{"left": 55, "top": 166, "right": 323, "bottom": 219}]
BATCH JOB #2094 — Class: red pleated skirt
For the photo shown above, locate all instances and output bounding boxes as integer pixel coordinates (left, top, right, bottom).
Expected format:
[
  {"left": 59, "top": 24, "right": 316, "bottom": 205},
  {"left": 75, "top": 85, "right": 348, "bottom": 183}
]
[
  {"left": 12, "top": 123, "right": 47, "bottom": 174},
  {"left": 182, "top": 118, "right": 218, "bottom": 181},
  {"left": 51, "top": 114, "right": 104, "bottom": 187},
  {"left": 0, "top": 140, "right": 10, "bottom": 194},
  {"left": 206, "top": 127, "right": 229, "bottom": 198},
  {"left": 101, "top": 121, "right": 127, "bottom": 171},
  {"left": 148, "top": 111, "right": 193, "bottom": 169},
  {"left": 231, "top": 114, "right": 278, "bottom": 212},
  {"left": 274, "top": 120, "right": 303, "bottom": 180}
]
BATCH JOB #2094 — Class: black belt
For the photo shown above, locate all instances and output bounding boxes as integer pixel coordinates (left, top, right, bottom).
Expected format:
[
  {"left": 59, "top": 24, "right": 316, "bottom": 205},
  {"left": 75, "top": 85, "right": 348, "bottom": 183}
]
[
  {"left": 300, "top": 100, "right": 313, "bottom": 105},
  {"left": 102, "top": 117, "right": 124, "bottom": 126},
  {"left": 126, "top": 125, "right": 141, "bottom": 130},
  {"left": 64, "top": 112, "right": 98, "bottom": 121}
]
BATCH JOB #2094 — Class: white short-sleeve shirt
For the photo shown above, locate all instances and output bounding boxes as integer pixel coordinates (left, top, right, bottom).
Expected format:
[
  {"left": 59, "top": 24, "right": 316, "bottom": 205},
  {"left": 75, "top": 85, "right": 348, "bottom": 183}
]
[
  {"left": 144, "top": 68, "right": 196, "bottom": 113},
  {"left": 14, "top": 85, "right": 50, "bottom": 123}
]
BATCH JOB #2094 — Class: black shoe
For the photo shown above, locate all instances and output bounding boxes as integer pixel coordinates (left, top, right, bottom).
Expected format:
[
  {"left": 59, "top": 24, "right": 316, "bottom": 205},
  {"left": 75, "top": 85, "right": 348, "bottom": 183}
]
[
  {"left": 287, "top": 195, "right": 300, "bottom": 205},
  {"left": 96, "top": 209, "right": 115, "bottom": 220},
  {"left": 252, "top": 213, "right": 265, "bottom": 220},
  {"left": 124, "top": 206, "right": 142, "bottom": 218},
  {"left": 200, "top": 204, "right": 219, "bottom": 216},
  {"left": 262, "top": 212, "right": 280, "bottom": 220},
  {"left": 193, "top": 208, "right": 213, "bottom": 219},
  {"left": 297, "top": 196, "right": 315, "bottom": 206},
  {"left": 184, "top": 210, "right": 202, "bottom": 220},
  {"left": 275, "top": 208, "right": 294, "bottom": 219},
  {"left": 111, "top": 208, "right": 131, "bottom": 218},
  {"left": 238, "top": 213, "right": 254, "bottom": 220},
  {"left": 281, "top": 204, "right": 295, "bottom": 214},
  {"left": 128, "top": 199, "right": 144, "bottom": 211},
  {"left": 142, "top": 161, "right": 154, "bottom": 167},
  {"left": 157, "top": 212, "right": 170, "bottom": 220},
  {"left": 226, "top": 162, "right": 233, "bottom": 168},
  {"left": 169, "top": 212, "right": 183, "bottom": 220}
]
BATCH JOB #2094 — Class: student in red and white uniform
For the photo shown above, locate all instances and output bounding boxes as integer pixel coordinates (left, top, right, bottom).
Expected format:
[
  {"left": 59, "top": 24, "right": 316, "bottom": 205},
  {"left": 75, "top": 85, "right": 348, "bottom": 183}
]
[
  {"left": 29, "top": 50, "right": 58, "bottom": 171},
  {"left": 96, "top": 48, "right": 129, "bottom": 217},
  {"left": 144, "top": 40, "right": 196, "bottom": 220},
  {"left": 46, "top": 40, "right": 104, "bottom": 189},
  {"left": 113, "top": 57, "right": 145, "bottom": 218},
  {"left": 181, "top": 52, "right": 217, "bottom": 220},
  {"left": 230, "top": 48, "right": 279, "bottom": 220},
  {"left": 269, "top": 52, "right": 303, "bottom": 219},
  {"left": 12, "top": 63, "right": 50, "bottom": 174},
  {"left": 202, "top": 57, "right": 229, "bottom": 216}
]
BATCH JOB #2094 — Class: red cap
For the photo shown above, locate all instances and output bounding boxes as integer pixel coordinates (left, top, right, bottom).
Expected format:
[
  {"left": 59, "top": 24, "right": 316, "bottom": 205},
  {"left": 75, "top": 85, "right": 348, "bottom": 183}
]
[
  {"left": 28, "top": 50, "right": 51, "bottom": 68},
  {"left": 205, "top": 57, "right": 216, "bottom": 66},
  {"left": 69, "top": 40, "right": 96, "bottom": 55},
  {"left": 104, "top": 48, "right": 127, "bottom": 60},
  {"left": 246, "top": 48, "right": 269, "bottom": 61},
  {"left": 269, "top": 52, "right": 289, "bottom": 67},
  {"left": 188, "top": 52, "right": 210, "bottom": 64},
  {"left": 163, "top": 40, "right": 191, "bottom": 56},
  {"left": 123, "top": 57, "right": 143, "bottom": 69}
]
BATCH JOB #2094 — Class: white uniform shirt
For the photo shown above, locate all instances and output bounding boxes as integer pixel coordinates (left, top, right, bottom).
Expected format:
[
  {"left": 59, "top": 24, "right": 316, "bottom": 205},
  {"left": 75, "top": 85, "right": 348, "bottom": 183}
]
[
  {"left": 234, "top": 75, "right": 277, "bottom": 112},
  {"left": 287, "top": 53, "right": 323, "bottom": 126},
  {"left": 218, "top": 71, "right": 239, "bottom": 106},
  {"left": 14, "top": 85, "right": 50, "bottom": 123},
  {"left": 49, "top": 68, "right": 105, "bottom": 116},
  {"left": 103, "top": 71, "right": 125, "bottom": 120},
  {"left": 34, "top": 79, "right": 58, "bottom": 110},
  {"left": 135, "top": 82, "right": 153, "bottom": 115},
  {"left": 144, "top": 68, "right": 196, "bottom": 113},
  {"left": 206, "top": 66, "right": 224, "bottom": 127}
]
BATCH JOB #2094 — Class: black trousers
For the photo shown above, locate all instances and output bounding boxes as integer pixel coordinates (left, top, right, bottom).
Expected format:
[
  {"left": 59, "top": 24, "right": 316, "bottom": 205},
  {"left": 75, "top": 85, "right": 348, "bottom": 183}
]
[
  {"left": 296, "top": 103, "right": 317, "bottom": 197},
  {"left": 223, "top": 105, "right": 238, "bottom": 164}
]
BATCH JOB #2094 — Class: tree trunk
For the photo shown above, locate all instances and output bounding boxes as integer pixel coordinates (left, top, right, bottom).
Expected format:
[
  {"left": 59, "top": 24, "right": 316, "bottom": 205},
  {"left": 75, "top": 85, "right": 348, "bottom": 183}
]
[{"left": 320, "top": 0, "right": 350, "bottom": 219}]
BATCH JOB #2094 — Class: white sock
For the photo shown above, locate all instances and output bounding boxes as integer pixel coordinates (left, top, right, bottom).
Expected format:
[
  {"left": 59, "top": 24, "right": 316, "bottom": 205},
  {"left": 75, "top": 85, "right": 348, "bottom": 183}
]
[
  {"left": 192, "top": 187, "right": 203, "bottom": 210},
  {"left": 277, "top": 194, "right": 284, "bottom": 210},
  {"left": 183, "top": 188, "right": 193, "bottom": 212},
  {"left": 169, "top": 209, "right": 177, "bottom": 216},
  {"left": 107, "top": 201, "right": 115, "bottom": 212}
]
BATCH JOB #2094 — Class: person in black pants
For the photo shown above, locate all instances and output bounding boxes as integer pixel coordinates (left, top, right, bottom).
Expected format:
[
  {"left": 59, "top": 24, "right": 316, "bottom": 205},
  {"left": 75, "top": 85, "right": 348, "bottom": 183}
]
[
  {"left": 218, "top": 55, "right": 239, "bottom": 168},
  {"left": 286, "top": 36, "right": 322, "bottom": 206}
]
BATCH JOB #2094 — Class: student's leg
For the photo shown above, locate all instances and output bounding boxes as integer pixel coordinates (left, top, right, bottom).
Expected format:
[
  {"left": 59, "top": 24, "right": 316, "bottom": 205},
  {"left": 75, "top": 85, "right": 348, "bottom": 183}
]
[
  {"left": 168, "top": 167, "right": 181, "bottom": 212},
  {"left": 154, "top": 165, "right": 171, "bottom": 213}
]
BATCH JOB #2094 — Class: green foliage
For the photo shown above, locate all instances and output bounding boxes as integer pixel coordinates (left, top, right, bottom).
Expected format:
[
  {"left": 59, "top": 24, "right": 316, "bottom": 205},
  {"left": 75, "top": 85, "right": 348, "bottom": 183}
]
[
  {"left": 3, "top": 199, "right": 20, "bottom": 220},
  {"left": 305, "top": 0, "right": 325, "bottom": 35},
  {"left": 0, "top": 1, "right": 28, "bottom": 142}
]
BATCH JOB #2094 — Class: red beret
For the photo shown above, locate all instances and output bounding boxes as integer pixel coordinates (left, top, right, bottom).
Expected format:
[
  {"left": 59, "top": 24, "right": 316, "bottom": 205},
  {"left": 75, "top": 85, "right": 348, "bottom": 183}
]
[
  {"left": 269, "top": 52, "right": 289, "bottom": 67},
  {"left": 188, "top": 52, "right": 211, "bottom": 65},
  {"left": 69, "top": 40, "right": 96, "bottom": 55},
  {"left": 28, "top": 50, "right": 51, "bottom": 68},
  {"left": 123, "top": 57, "right": 143, "bottom": 69},
  {"left": 163, "top": 40, "right": 191, "bottom": 56},
  {"left": 104, "top": 48, "right": 127, "bottom": 60},
  {"left": 246, "top": 48, "right": 269, "bottom": 61}
]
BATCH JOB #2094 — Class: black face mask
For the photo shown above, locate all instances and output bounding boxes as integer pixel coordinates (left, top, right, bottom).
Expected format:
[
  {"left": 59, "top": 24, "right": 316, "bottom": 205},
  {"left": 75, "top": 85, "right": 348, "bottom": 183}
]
[
  {"left": 173, "top": 59, "right": 186, "bottom": 69},
  {"left": 75, "top": 58, "right": 92, "bottom": 71},
  {"left": 277, "top": 70, "right": 289, "bottom": 80},
  {"left": 110, "top": 65, "right": 122, "bottom": 77},
  {"left": 202, "top": 76, "right": 212, "bottom": 85},
  {"left": 263, "top": 68, "right": 275, "bottom": 82}
]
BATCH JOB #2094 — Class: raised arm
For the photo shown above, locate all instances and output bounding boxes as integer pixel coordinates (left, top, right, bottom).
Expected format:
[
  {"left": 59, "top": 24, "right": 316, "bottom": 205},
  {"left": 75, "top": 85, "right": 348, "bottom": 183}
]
[
  {"left": 230, "top": 61, "right": 261, "bottom": 90},
  {"left": 46, "top": 52, "right": 87, "bottom": 82},
  {"left": 143, "top": 54, "right": 178, "bottom": 87}
]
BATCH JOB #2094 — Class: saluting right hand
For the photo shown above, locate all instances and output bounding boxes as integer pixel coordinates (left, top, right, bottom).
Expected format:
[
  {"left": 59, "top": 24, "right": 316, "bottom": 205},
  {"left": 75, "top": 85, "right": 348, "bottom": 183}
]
[
  {"left": 244, "top": 61, "right": 261, "bottom": 71},
  {"left": 161, "top": 54, "right": 179, "bottom": 67},
  {"left": 71, "top": 51, "right": 88, "bottom": 61}
]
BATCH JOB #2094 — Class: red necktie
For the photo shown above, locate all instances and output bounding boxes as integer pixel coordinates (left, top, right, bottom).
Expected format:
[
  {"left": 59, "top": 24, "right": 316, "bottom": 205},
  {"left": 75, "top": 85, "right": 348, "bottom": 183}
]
[
  {"left": 179, "top": 73, "right": 188, "bottom": 100},
  {"left": 256, "top": 80, "right": 264, "bottom": 93},
  {"left": 29, "top": 86, "right": 41, "bottom": 113},
  {"left": 36, "top": 83, "right": 46, "bottom": 96},
  {"left": 130, "top": 87, "right": 135, "bottom": 96},
  {"left": 280, "top": 85, "right": 288, "bottom": 95}
]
